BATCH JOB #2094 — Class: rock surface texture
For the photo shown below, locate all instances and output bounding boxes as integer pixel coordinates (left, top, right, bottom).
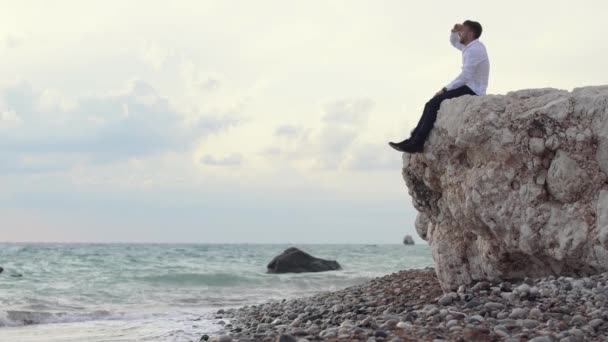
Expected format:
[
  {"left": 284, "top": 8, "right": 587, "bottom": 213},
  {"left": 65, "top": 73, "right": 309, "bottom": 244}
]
[
  {"left": 402, "top": 86, "right": 608, "bottom": 291},
  {"left": 267, "top": 247, "right": 341, "bottom": 274}
]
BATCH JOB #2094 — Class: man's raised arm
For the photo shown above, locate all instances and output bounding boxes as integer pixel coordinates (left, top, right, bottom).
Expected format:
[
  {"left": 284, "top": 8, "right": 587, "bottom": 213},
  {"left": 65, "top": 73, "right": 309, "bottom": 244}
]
[{"left": 450, "top": 24, "right": 465, "bottom": 51}]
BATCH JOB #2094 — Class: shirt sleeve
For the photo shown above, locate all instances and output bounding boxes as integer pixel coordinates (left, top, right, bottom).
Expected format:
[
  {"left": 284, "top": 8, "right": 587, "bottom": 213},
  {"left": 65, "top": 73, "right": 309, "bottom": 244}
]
[
  {"left": 450, "top": 32, "right": 465, "bottom": 51},
  {"left": 445, "top": 46, "right": 486, "bottom": 91}
]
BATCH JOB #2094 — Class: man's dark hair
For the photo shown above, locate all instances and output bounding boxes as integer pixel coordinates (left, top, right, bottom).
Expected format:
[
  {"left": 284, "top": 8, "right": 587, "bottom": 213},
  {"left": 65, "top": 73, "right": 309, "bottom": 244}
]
[{"left": 463, "top": 20, "right": 482, "bottom": 39}]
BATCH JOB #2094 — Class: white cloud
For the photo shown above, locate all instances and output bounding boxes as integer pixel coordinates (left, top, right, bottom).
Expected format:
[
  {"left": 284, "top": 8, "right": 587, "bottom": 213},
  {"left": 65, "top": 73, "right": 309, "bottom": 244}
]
[
  {"left": 262, "top": 97, "right": 381, "bottom": 170},
  {"left": 0, "top": 109, "right": 21, "bottom": 127},
  {"left": 141, "top": 42, "right": 168, "bottom": 70},
  {"left": 3, "top": 34, "right": 23, "bottom": 48},
  {"left": 201, "top": 153, "right": 243, "bottom": 166},
  {"left": 0, "top": 79, "right": 242, "bottom": 172}
]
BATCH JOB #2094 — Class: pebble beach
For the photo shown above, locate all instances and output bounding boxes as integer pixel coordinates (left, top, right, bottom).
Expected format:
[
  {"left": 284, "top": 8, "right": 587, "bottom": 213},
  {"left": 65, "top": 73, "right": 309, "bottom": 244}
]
[{"left": 205, "top": 269, "right": 608, "bottom": 342}]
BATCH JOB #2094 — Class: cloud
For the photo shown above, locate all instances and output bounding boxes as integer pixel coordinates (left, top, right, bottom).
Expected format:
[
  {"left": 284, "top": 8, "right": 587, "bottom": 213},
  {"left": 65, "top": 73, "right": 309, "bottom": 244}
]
[
  {"left": 346, "top": 143, "right": 400, "bottom": 171},
  {"left": 0, "top": 79, "right": 242, "bottom": 172},
  {"left": 263, "top": 98, "right": 377, "bottom": 170},
  {"left": 141, "top": 42, "right": 167, "bottom": 70},
  {"left": 201, "top": 153, "right": 243, "bottom": 166},
  {"left": 199, "top": 78, "right": 221, "bottom": 92},
  {"left": 3, "top": 34, "right": 22, "bottom": 48},
  {"left": 321, "top": 98, "right": 373, "bottom": 125},
  {"left": 274, "top": 124, "right": 311, "bottom": 143}
]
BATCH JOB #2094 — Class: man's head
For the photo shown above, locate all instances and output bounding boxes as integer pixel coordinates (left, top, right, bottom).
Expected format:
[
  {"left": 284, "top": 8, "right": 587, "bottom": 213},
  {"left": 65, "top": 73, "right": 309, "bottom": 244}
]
[{"left": 459, "top": 20, "right": 482, "bottom": 45}]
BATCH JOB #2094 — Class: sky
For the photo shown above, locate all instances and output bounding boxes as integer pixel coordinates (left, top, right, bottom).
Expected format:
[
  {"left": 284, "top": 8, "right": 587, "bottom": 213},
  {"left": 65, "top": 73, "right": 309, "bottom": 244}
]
[{"left": 0, "top": 1, "right": 606, "bottom": 243}]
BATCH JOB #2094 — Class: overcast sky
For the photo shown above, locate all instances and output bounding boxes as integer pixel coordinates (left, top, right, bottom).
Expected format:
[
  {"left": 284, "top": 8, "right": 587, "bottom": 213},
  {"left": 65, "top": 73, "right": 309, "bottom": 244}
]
[{"left": 0, "top": 1, "right": 606, "bottom": 243}]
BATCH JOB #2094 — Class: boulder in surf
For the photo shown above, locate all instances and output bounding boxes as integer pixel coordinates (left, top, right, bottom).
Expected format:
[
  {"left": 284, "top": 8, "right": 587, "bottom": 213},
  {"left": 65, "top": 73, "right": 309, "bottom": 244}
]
[{"left": 267, "top": 247, "right": 341, "bottom": 273}]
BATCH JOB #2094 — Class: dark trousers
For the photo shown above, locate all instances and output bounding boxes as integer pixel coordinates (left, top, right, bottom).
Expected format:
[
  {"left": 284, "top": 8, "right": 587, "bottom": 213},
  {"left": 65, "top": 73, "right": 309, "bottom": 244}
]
[{"left": 410, "top": 85, "right": 476, "bottom": 144}]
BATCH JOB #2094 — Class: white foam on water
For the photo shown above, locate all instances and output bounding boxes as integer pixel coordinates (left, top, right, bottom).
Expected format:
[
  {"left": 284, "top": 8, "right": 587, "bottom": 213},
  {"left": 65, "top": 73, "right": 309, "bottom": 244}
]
[{"left": 0, "top": 309, "right": 225, "bottom": 342}]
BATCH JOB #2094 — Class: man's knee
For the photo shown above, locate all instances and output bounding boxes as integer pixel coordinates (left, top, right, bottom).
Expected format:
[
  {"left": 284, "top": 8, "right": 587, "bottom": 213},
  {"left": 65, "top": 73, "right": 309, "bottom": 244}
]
[{"left": 426, "top": 95, "right": 443, "bottom": 107}]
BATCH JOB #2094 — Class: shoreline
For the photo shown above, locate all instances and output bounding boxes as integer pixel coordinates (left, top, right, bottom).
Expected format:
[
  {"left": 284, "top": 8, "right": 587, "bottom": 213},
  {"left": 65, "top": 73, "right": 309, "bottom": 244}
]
[{"left": 204, "top": 269, "right": 608, "bottom": 342}]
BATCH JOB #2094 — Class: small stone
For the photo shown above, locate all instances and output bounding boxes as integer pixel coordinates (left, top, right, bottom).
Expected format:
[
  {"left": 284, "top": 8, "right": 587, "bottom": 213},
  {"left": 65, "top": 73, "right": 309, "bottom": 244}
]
[
  {"left": 484, "top": 302, "right": 505, "bottom": 311},
  {"left": 529, "top": 137, "right": 545, "bottom": 155},
  {"left": 528, "top": 337, "right": 552, "bottom": 342},
  {"left": 464, "top": 299, "right": 481, "bottom": 308},
  {"left": 528, "top": 286, "right": 540, "bottom": 299},
  {"left": 497, "top": 312, "right": 509, "bottom": 319},
  {"left": 471, "top": 281, "right": 491, "bottom": 291},
  {"left": 438, "top": 295, "right": 453, "bottom": 306},
  {"left": 509, "top": 308, "right": 528, "bottom": 319},
  {"left": 374, "top": 330, "right": 388, "bottom": 338},
  {"left": 467, "top": 315, "right": 484, "bottom": 323},
  {"left": 218, "top": 335, "right": 232, "bottom": 342},
  {"left": 494, "top": 326, "right": 509, "bottom": 338},
  {"left": 569, "top": 328, "right": 583, "bottom": 338},
  {"left": 529, "top": 308, "right": 542, "bottom": 319},
  {"left": 516, "top": 283, "right": 530, "bottom": 294},
  {"left": 522, "top": 319, "right": 539, "bottom": 329},
  {"left": 571, "top": 315, "right": 586, "bottom": 326},
  {"left": 277, "top": 335, "right": 297, "bottom": 342},
  {"left": 446, "top": 319, "right": 459, "bottom": 328},
  {"left": 448, "top": 311, "right": 466, "bottom": 320},
  {"left": 396, "top": 321, "right": 412, "bottom": 329},
  {"left": 589, "top": 318, "right": 604, "bottom": 329}
]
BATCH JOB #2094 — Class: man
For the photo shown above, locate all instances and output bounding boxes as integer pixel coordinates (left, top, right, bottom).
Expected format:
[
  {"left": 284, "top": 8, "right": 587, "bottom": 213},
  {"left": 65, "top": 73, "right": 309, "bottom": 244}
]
[{"left": 389, "top": 20, "right": 490, "bottom": 153}]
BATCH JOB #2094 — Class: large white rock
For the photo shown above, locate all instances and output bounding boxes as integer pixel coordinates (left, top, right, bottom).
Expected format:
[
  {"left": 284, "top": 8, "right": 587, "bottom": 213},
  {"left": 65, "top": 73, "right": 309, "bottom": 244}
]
[{"left": 401, "top": 86, "right": 608, "bottom": 291}]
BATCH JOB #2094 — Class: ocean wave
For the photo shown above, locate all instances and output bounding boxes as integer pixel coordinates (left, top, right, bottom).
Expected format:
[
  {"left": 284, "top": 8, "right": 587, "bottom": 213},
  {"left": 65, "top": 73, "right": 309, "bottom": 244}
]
[
  {"left": 137, "top": 272, "right": 262, "bottom": 287},
  {"left": 0, "top": 309, "right": 115, "bottom": 327}
]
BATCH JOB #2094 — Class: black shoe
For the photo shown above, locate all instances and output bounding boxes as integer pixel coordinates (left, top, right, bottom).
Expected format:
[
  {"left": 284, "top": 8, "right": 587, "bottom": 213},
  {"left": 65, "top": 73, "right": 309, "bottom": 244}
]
[
  {"left": 389, "top": 137, "right": 425, "bottom": 153},
  {"left": 401, "top": 142, "right": 424, "bottom": 153},
  {"left": 388, "top": 138, "right": 411, "bottom": 152}
]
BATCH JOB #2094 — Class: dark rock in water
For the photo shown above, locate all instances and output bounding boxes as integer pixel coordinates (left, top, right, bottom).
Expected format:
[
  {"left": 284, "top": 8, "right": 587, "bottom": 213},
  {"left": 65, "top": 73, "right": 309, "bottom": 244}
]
[
  {"left": 267, "top": 247, "right": 341, "bottom": 273},
  {"left": 199, "top": 334, "right": 209, "bottom": 341},
  {"left": 0, "top": 266, "right": 3, "bottom": 274},
  {"left": 403, "top": 234, "right": 415, "bottom": 245}
]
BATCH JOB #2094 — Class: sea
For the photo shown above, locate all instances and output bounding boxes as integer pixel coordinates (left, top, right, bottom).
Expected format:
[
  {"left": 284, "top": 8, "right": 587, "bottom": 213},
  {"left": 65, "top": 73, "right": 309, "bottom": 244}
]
[{"left": 0, "top": 243, "right": 433, "bottom": 342}]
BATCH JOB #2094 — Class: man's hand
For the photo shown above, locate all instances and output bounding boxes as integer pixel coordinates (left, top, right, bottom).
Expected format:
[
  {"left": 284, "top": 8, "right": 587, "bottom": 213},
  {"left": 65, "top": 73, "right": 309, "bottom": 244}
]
[{"left": 451, "top": 24, "right": 463, "bottom": 33}]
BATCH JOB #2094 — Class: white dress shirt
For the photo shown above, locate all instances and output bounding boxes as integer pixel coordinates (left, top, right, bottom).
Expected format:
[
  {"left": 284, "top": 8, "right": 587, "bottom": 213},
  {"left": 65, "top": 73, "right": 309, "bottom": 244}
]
[{"left": 445, "top": 32, "right": 490, "bottom": 96}]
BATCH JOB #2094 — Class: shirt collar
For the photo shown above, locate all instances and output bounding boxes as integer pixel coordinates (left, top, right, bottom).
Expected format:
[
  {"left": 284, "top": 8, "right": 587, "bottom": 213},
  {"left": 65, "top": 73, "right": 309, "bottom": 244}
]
[{"left": 464, "top": 38, "right": 480, "bottom": 50}]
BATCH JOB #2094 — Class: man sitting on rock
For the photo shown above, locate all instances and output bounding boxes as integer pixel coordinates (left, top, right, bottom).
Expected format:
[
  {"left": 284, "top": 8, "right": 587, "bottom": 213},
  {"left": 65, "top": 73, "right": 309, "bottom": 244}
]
[{"left": 389, "top": 20, "right": 490, "bottom": 153}]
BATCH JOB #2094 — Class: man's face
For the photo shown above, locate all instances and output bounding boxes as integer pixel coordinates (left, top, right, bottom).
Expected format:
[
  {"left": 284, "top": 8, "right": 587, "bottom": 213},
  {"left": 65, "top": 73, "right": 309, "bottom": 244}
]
[{"left": 459, "top": 25, "right": 474, "bottom": 45}]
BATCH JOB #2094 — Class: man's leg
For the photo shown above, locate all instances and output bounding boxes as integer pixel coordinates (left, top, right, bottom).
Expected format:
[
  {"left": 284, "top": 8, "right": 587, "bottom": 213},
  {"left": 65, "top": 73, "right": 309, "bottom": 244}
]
[
  {"left": 389, "top": 85, "right": 475, "bottom": 152},
  {"left": 406, "top": 86, "right": 476, "bottom": 148}
]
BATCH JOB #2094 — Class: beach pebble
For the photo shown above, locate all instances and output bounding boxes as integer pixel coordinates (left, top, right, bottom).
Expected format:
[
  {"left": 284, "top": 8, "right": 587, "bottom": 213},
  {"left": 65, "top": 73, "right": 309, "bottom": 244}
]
[
  {"left": 530, "top": 337, "right": 554, "bottom": 342},
  {"left": 218, "top": 335, "right": 232, "bottom": 342},
  {"left": 277, "top": 335, "right": 297, "bottom": 342},
  {"left": 209, "top": 269, "right": 608, "bottom": 341},
  {"left": 484, "top": 302, "right": 505, "bottom": 311},
  {"left": 438, "top": 294, "right": 453, "bottom": 306},
  {"left": 589, "top": 318, "right": 605, "bottom": 329},
  {"left": 521, "top": 319, "right": 540, "bottom": 329},
  {"left": 509, "top": 308, "right": 528, "bottom": 319}
]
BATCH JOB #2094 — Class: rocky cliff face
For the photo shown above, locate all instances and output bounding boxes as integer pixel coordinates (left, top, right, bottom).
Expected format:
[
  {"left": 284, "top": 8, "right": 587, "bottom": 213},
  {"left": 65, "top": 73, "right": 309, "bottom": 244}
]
[{"left": 402, "top": 86, "right": 608, "bottom": 291}]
